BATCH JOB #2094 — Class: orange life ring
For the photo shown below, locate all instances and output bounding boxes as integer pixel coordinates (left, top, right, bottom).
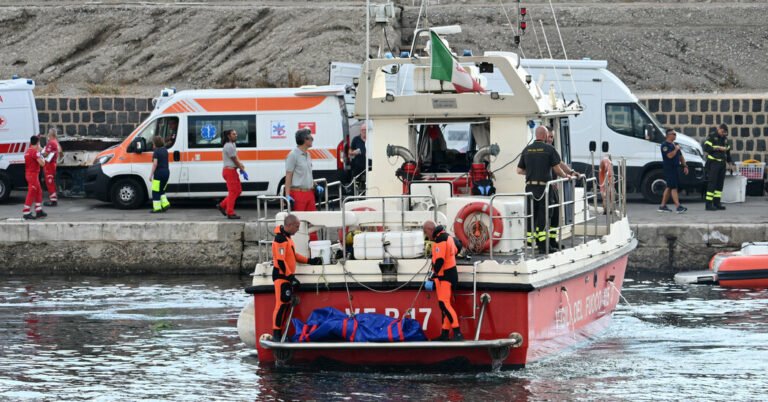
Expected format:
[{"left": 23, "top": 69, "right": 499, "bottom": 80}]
[
  {"left": 338, "top": 206, "right": 383, "bottom": 241},
  {"left": 598, "top": 158, "right": 613, "bottom": 194},
  {"left": 453, "top": 202, "right": 503, "bottom": 252}
]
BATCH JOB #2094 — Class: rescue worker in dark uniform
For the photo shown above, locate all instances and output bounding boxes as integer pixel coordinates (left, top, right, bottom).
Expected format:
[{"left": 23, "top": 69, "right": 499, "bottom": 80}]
[
  {"left": 703, "top": 123, "right": 733, "bottom": 211},
  {"left": 517, "top": 126, "right": 573, "bottom": 253},
  {"left": 423, "top": 220, "right": 463, "bottom": 341},
  {"left": 271, "top": 214, "right": 322, "bottom": 339}
]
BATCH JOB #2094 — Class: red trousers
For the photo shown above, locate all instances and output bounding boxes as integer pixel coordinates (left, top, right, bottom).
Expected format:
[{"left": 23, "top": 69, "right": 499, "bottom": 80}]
[
  {"left": 289, "top": 190, "right": 318, "bottom": 241},
  {"left": 220, "top": 168, "right": 242, "bottom": 216},
  {"left": 44, "top": 163, "right": 57, "bottom": 201},
  {"left": 24, "top": 173, "right": 43, "bottom": 214}
]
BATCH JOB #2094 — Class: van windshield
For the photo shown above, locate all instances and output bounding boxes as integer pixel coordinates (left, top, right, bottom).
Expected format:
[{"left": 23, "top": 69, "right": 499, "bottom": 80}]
[{"left": 637, "top": 102, "right": 664, "bottom": 132}]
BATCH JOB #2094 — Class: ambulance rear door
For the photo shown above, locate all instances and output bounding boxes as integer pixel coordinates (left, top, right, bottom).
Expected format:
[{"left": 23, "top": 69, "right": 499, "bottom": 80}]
[{"left": 0, "top": 80, "right": 39, "bottom": 196}]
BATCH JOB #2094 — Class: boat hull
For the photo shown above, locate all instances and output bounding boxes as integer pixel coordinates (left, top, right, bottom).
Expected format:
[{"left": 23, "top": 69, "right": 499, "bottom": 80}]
[
  {"left": 242, "top": 254, "right": 628, "bottom": 368},
  {"left": 717, "top": 255, "right": 768, "bottom": 288}
]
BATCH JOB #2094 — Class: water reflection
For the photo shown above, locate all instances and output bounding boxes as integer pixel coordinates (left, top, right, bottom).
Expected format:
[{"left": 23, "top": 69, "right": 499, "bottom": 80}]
[{"left": 1, "top": 273, "right": 767, "bottom": 401}]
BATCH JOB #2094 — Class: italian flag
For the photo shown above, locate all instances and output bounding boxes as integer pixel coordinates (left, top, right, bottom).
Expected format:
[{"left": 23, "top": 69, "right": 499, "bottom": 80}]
[{"left": 430, "top": 31, "right": 485, "bottom": 93}]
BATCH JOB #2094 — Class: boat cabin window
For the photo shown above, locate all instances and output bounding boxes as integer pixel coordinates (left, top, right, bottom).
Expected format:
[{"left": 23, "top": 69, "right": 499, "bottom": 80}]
[
  {"left": 187, "top": 114, "right": 257, "bottom": 149},
  {"left": 415, "top": 121, "right": 489, "bottom": 173}
]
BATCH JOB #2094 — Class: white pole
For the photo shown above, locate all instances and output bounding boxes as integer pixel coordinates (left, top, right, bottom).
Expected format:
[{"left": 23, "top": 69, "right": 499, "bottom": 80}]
[{"left": 365, "top": 0, "right": 370, "bottom": 187}]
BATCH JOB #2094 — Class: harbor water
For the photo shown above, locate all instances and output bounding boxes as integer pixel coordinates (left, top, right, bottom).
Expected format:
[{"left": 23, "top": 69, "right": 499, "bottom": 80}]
[{"left": 1, "top": 273, "right": 767, "bottom": 401}]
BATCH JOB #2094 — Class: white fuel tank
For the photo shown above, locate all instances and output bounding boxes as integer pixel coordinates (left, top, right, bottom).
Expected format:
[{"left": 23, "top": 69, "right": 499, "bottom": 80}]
[{"left": 353, "top": 231, "right": 425, "bottom": 260}]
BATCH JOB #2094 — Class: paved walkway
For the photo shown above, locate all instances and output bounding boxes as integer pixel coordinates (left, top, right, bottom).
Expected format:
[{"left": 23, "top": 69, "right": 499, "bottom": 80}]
[
  {"left": 626, "top": 195, "right": 768, "bottom": 225},
  {"left": 1, "top": 194, "right": 766, "bottom": 224}
]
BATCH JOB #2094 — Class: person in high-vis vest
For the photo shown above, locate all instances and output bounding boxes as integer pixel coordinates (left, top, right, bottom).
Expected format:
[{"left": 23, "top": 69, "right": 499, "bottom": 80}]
[
  {"left": 149, "top": 136, "right": 171, "bottom": 213},
  {"left": 517, "top": 126, "right": 573, "bottom": 253},
  {"left": 423, "top": 220, "right": 463, "bottom": 341},
  {"left": 271, "top": 214, "right": 323, "bottom": 339},
  {"left": 703, "top": 124, "right": 733, "bottom": 211}
]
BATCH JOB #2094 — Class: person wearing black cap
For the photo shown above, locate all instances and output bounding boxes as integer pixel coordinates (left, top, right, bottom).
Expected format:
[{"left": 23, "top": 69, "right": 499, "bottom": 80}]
[{"left": 703, "top": 123, "right": 733, "bottom": 211}]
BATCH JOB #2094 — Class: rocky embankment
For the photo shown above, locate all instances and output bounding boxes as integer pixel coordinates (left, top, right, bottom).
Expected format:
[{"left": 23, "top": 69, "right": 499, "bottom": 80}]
[{"left": 0, "top": 1, "right": 766, "bottom": 96}]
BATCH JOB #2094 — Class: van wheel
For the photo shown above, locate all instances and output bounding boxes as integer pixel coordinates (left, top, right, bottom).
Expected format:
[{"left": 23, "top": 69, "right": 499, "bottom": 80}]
[
  {"left": 0, "top": 172, "right": 11, "bottom": 202},
  {"left": 110, "top": 178, "right": 145, "bottom": 209},
  {"left": 641, "top": 169, "right": 666, "bottom": 204}
]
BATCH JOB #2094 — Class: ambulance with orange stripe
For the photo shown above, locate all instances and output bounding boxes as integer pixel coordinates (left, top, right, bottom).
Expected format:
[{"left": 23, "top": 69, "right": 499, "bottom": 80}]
[
  {"left": 0, "top": 77, "right": 39, "bottom": 203},
  {"left": 85, "top": 86, "right": 350, "bottom": 209}
]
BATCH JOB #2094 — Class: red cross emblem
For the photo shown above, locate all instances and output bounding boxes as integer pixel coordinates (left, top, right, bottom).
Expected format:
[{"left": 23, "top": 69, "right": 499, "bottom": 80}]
[{"left": 0, "top": 116, "right": 6, "bottom": 128}]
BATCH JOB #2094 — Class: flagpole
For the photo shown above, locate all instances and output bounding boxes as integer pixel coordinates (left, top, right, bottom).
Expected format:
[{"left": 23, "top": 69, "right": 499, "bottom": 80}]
[{"left": 364, "top": 0, "right": 370, "bottom": 188}]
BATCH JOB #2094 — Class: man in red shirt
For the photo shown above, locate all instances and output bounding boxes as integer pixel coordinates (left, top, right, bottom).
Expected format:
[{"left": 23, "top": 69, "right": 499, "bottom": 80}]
[
  {"left": 23, "top": 136, "right": 47, "bottom": 219},
  {"left": 43, "top": 128, "right": 62, "bottom": 206}
]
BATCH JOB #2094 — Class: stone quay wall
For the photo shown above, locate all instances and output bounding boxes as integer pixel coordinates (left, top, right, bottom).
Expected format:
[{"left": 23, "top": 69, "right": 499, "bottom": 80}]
[
  {"left": 0, "top": 221, "right": 761, "bottom": 275},
  {"left": 35, "top": 96, "right": 153, "bottom": 138},
  {"left": 639, "top": 95, "right": 768, "bottom": 162}
]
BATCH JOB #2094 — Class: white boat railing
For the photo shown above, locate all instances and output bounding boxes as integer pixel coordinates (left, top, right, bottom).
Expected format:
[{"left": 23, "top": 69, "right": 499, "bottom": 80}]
[{"left": 486, "top": 159, "right": 627, "bottom": 258}]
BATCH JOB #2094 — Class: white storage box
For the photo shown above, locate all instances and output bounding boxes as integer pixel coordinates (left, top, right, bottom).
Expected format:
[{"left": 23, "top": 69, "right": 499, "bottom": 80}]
[
  {"left": 353, "top": 231, "right": 424, "bottom": 260},
  {"left": 722, "top": 175, "right": 746, "bottom": 203}
]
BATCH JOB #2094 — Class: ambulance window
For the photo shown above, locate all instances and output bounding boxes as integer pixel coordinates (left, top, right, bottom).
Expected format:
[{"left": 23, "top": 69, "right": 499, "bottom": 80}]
[
  {"left": 157, "top": 117, "right": 179, "bottom": 148},
  {"left": 187, "top": 115, "right": 256, "bottom": 149},
  {"left": 135, "top": 121, "right": 159, "bottom": 152}
]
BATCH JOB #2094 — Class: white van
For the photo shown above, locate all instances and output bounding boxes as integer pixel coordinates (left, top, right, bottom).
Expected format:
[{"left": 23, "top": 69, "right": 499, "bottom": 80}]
[
  {"left": 331, "top": 58, "right": 707, "bottom": 203},
  {"left": 515, "top": 58, "right": 706, "bottom": 203},
  {"left": 0, "top": 78, "right": 39, "bottom": 202},
  {"left": 85, "top": 86, "right": 350, "bottom": 209}
]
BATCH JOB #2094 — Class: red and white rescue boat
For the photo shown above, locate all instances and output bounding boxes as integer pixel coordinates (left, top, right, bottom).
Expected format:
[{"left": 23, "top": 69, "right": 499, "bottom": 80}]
[{"left": 237, "top": 31, "right": 636, "bottom": 370}]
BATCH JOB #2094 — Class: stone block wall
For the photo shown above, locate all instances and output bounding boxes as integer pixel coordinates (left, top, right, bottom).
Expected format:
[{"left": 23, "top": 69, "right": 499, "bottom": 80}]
[
  {"left": 35, "top": 96, "right": 154, "bottom": 138},
  {"left": 640, "top": 95, "right": 768, "bottom": 162},
  {"left": 34, "top": 94, "right": 768, "bottom": 164}
]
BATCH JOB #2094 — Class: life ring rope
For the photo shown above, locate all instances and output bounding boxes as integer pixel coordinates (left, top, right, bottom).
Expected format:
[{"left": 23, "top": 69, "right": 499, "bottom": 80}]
[
  {"left": 598, "top": 158, "right": 614, "bottom": 193},
  {"left": 453, "top": 202, "right": 503, "bottom": 252}
]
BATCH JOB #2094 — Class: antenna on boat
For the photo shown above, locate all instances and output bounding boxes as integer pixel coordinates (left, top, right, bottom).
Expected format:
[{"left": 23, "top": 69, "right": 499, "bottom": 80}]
[
  {"left": 409, "top": 0, "right": 429, "bottom": 57},
  {"left": 498, "top": 0, "right": 525, "bottom": 58},
  {"left": 538, "top": 19, "right": 564, "bottom": 104},
  {"left": 365, "top": 0, "right": 371, "bottom": 189},
  {"left": 529, "top": 12, "right": 545, "bottom": 58},
  {"left": 547, "top": 0, "right": 581, "bottom": 107}
]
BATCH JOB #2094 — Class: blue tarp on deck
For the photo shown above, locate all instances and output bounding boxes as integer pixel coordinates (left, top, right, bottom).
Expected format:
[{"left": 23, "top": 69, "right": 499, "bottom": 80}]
[{"left": 291, "top": 307, "right": 427, "bottom": 342}]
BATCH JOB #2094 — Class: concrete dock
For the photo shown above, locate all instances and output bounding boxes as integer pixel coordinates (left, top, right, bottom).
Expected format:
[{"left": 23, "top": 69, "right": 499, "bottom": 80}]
[{"left": 1, "top": 194, "right": 766, "bottom": 275}]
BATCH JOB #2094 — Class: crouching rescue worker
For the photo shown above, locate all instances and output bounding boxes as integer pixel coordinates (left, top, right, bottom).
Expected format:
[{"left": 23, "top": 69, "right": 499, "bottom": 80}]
[
  {"left": 423, "top": 220, "right": 463, "bottom": 341},
  {"left": 272, "top": 214, "right": 323, "bottom": 340}
]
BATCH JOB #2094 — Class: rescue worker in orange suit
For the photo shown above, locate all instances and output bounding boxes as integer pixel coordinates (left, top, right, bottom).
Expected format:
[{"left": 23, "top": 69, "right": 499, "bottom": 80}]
[
  {"left": 42, "top": 128, "right": 62, "bottom": 207},
  {"left": 423, "top": 220, "right": 463, "bottom": 341},
  {"left": 272, "top": 214, "right": 323, "bottom": 339},
  {"left": 22, "top": 135, "right": 47, "bottom": 220}
]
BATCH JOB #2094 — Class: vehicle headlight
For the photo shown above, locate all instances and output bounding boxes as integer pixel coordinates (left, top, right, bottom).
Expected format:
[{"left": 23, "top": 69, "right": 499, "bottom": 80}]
[
  {"left": 679, "top": 144, "right": 701, "bottom": 158},
  {"left": 96, "top": 154, "right": 114, "bottom": 165}
]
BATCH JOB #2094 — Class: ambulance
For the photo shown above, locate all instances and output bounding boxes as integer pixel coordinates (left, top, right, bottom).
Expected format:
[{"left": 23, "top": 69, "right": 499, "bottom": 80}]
[
  {"left": 0, "top": 77, "right": 39, "bottom": 203},
  {"left": 85, "top": 86, "right": 350, "bottom": 209}
]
